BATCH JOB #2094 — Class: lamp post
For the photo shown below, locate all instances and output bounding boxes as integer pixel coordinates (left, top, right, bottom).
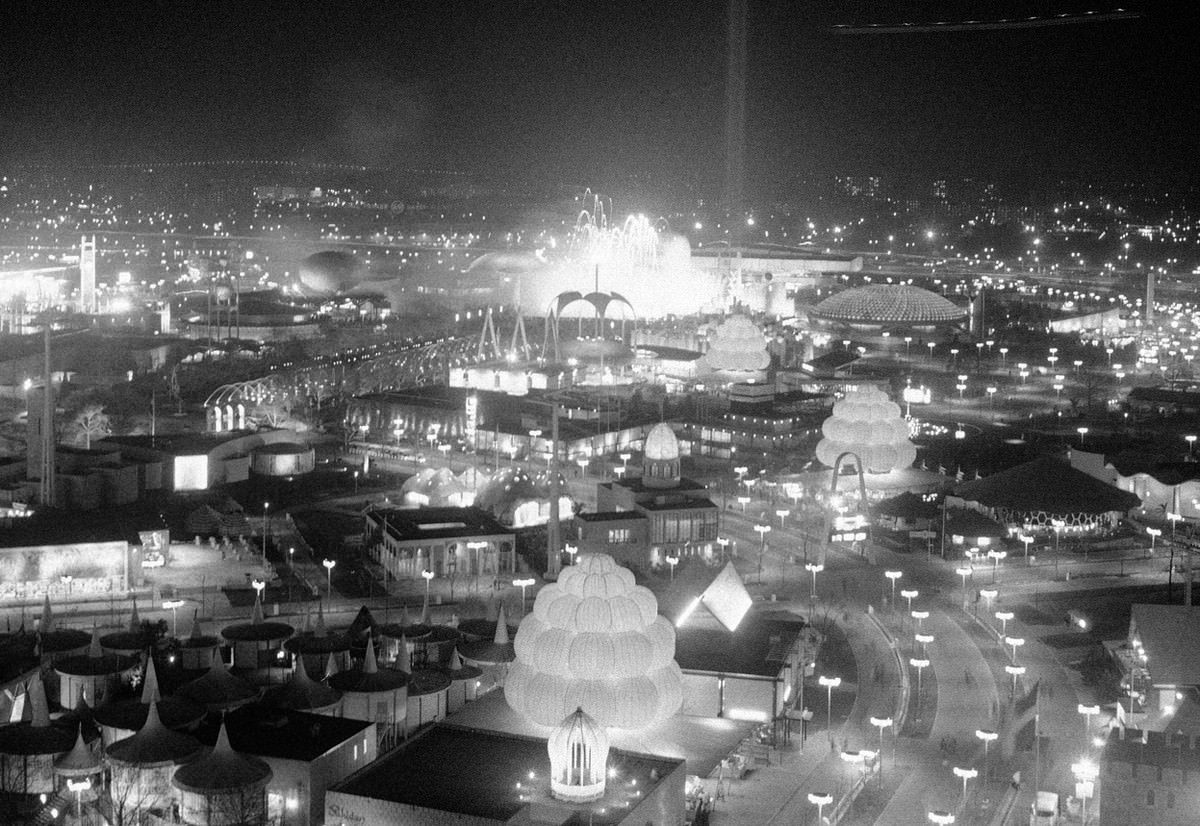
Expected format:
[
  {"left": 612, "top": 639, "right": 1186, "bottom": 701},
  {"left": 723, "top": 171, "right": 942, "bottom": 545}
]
[
  {"left": 885, "top": 570, "right": 902, "bottom": 609},
  {"left": 819, "top": 675, "right": 841, "bottom": 729},
  {"left": 952, "top": 766, "right": 977, "bottom": 805},
  {"left": 910, "top": 657, "right": 930, "bottom": 711},
  {"left": 665, "top": 554, "right": 679, "bottom": 582},
  {"left": 1078, "top": 703, "right": 1100, "bottom": 743},
  {"left": 1005, "top": 635, "right": 1025, "bottom": 664},
  {"left": 915, "top": 632, "right": 934, "bottom": 658},
  {"left": 805, "top": 562, "right": 824, "bottom": 601},
  {"left": 999, "top": 347, "right": 1008, "bottom": 365},
  {"left": 163, "top": 599, "right": 185, "bottom": 637},
  {"left": 1018, "top": 533, "right": 1033, "bottom": 561},
  {"left": 986, "top": 386, "right": 997, "bottom": 421},
  {"left": 1005, "top": 664, "right": 1026, "bottom": 697},
  {"left": 420, "top": 567, "right": 433, "bottom": 613},
  {"left": 717, "top": 536, "right": 730, "bottom": 561},
  {"left": 956, "top": 566, "right": 972, "bottom": 610},
  {"left": 870, "top": 715, "right": 893, "bottom": 782},
  {"left": 928, "top": 811, "right": 955, "bottom": 825},
  {"left": 322, "top": 558, "right": 336, "bottom": 595},
  {"left": 976, "top": 729, "right": 998, "bottom": 780},
  {"left": 251, "top": 578, "right": 265, "bottom": 613},
  {"left": 1188, "top": 435, "right": 1197, "bottom": 458},
  {"left": 995, "top": 610, "right": 1014, "bottom": 638},
  {"left": 66, "top": 778, "right": 90, "bottom": 820},
  {"left": 754, "top": 524, "right": 771, "bottom": 581},
  {"left": 513, "top": 577, "right": 535, "bottom": 616},
  {"left": 987, "top": 549, "right": 1007, "bottom": 582},
  {"left": 979, "top": 587, "right": 998, "bottom": 620},
  {"left": 1077, "top": 426, "right": 1089, "bottom": 446},
  {"left": 775, "top": 508, "right": 791, "bottom": 528},
  {"left": 1146, "top": 526, "right": 1161, "bottom": 553},
  {"left": 807, "top": 792, "right": 833, "bottom": 825},
  {"left": 900, "top": 588, "right": 918, "bottom": 617},
  {"left": 737, "top": 495, "right": 751, "bottom": 513},
  {"left": 911, "top": 609, "right": 929, "bottom": 632},
  {"left": 1072, "top": 760, "right": 1098, "bottom": 826},
  {"left": 262, "top": 501, "right": 270, "bottom": 565}
]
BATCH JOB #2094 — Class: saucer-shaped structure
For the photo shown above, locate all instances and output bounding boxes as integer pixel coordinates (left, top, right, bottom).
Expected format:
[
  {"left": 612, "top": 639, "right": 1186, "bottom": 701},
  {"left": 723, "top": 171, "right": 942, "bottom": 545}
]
[
  {"left": 505, "top": 553, "right": 682, "bottom": 729},
  {"left": 812, "top": 284, "right": 966, "bottom": 327}
]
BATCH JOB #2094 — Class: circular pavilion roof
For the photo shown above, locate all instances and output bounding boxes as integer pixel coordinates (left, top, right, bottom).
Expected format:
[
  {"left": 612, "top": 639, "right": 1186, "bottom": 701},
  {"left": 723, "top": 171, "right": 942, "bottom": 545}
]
[
  {"left": 106, "top": 703, "right": 203, "bottom": 767},
  {"left": 813, "top": 285, "right": 967, "bottom": 325}
]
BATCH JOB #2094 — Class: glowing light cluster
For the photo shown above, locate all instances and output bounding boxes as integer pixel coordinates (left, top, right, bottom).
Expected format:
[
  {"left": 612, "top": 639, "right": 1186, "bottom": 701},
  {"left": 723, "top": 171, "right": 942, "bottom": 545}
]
[
  {"left": 816, "top": 388, "right": 917, "bottom": 473},
  {"left": 506, "top": 553, "right": 682, "bottom": 729}
]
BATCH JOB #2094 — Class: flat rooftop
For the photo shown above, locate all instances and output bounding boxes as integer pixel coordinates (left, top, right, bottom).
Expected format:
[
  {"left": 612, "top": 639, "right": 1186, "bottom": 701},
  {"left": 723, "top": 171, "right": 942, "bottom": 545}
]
[
  {"left": 371, "top": 506, "right": 512, "bottom": 542},
  {"left": 331, "top": 723, "right": 681, "bottom": 824},
  {"left": 198, "top": 704, "right": 374, "bottom": 763}
]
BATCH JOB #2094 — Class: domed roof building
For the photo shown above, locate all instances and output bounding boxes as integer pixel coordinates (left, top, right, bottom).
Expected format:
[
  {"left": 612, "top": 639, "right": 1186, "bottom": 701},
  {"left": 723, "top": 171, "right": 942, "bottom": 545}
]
[
  {"left": 642, "top": 422, "right": 681, "bottom": 489},
  {"left": 812, "top": 284, "right": 967, "bottom": 329},
  {"left": 505, "top": 553, "right": 683, "bottom": 730}
]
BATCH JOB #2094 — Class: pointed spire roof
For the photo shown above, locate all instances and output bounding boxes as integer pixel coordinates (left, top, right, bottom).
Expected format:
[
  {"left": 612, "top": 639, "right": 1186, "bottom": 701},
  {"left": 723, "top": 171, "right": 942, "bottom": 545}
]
[
  {"left": 494, "top": 605, "right": 510, "bottom": 645},
  {"left": 28, "top": 674, "right": 50, "bottom": 727},
  {"left": 315, "top": 600, "right": 326, "bottom": 635},
  {"left": 188, "top": 609, "right": 204, "bottom": 640},
  {"left": 419, "top": 593, "right": 430, "bottom": 625},
  {"left": 448, "top": 647, "right": 463, "bottom": 671},
  {"left": 39, "top": 594, "right": 54, "bottom": 634},
  {"left": 87, "top": 624, "right": 102, "bottom": 659},
  {"left": 171, "top": 719, "right": 271, "bottom": 792},
  {"left": 265, "top": 654, "right": 342, "bottom": 713},
  {"left": 301, "top": 601, "right": 311, "bottom": 634},
  {"left": 128, "top": 599, "right": 141, "bottom": 633},
  {"left": 251, "top": 592, "right": 265, "bottom": 625},
  {"left": 106, "top": 701, "right": 203, "bottom": 766},
  {"left": 141, "top": 655, "right": 161, "bottom": 704},
  {"left": 55, "top": 726, "right": 101, "bottom": 776},
  {"left": 399, "top": 603, "right": 412, "bottom": 628},
  {"left": 363, "top": 634, "right": 378, "bottom": 675},
  {"left": 324, "top": 651, "right": 340, "bottom": 680},
  {"left": 175, "top": 656, "right": 258, "bottom": 712},
  {"left": 395, "top": 634, "right": 411, "bottom": 674}
]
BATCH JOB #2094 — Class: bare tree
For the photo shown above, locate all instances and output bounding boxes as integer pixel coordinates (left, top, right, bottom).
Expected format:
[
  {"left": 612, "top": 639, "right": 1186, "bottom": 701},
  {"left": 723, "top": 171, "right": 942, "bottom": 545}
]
[{"left": 71, "top": 404, "right": 111, "bottom": 449}]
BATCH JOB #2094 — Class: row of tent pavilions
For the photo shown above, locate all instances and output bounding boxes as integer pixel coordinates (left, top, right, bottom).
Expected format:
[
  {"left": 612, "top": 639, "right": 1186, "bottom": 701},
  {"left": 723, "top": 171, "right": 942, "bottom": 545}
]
[{"left": 0, "top": 592, "right": 519, "bottom": 825}]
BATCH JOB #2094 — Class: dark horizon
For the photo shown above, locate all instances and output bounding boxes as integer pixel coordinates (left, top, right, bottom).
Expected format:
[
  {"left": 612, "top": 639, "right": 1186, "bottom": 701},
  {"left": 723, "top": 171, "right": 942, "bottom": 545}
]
[{"left": 4, "top": 2, "right": 1197, "bottom": 197}]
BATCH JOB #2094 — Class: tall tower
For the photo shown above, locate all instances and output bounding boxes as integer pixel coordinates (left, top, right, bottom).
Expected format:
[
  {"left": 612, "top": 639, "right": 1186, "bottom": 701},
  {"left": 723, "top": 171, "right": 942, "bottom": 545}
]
[
  {"left": 27, "top": 327, "right": 55, "bottom": 506},
  {"left": 1146, "top": 270, "right": 1156, "bottom": 323},
  {"left": 79, "top": 236, "right": 97, "bottom": 314},
  {"left": 725, "top": 0, "right": 747, "bottom": 215}
]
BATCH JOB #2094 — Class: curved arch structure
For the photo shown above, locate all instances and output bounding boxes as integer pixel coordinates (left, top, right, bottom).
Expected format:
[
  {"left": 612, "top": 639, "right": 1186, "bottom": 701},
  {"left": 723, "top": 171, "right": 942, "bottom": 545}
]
[{"left": 542, "top": 291, "right": 638, "bottom": 363}]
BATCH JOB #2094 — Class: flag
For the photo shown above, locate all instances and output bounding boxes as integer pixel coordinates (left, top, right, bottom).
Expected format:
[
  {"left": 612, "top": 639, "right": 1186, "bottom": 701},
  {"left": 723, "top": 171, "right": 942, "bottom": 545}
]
[
  {"left": 955, "top": 467, "right": 964, "bottom": 482},
  {"left": 938, "top": 464, "right": 947, "bottom": 475}
]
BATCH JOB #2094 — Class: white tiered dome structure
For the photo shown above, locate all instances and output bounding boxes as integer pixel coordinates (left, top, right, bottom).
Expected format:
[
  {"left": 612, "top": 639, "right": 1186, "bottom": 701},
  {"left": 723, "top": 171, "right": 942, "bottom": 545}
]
[
  {"left": 548, "top": 708, "right": 610, "bottom": 803},
  {"left": 642, "top": 423, "right": 680, "bottom": 489},
  {"left": 505, "top": 553, "right": 682, "bottom": 729},
  {"left": 815, "top": 387, "right": 917, "bottom": 474}
]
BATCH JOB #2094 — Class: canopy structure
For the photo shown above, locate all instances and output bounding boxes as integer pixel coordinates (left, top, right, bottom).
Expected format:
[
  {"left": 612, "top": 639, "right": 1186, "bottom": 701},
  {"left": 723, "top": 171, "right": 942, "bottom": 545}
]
[{"left": 952, "top": 456, "right": 1140, "bottom": 532}]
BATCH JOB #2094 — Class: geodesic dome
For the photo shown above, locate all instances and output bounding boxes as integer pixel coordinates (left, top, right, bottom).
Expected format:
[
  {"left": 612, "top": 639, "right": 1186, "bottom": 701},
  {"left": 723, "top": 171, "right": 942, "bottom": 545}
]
[
  {"left": 816, "top": 387, "right": 917, "bottom": 474},
  {"left": 505, "top": 553, "right": 682, "bottom": 730}
]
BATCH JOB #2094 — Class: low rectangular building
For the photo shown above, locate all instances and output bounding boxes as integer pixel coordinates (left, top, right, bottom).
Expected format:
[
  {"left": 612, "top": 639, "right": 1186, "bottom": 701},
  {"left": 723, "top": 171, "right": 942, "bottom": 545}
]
[{"left": 1102, "top": 728, "right": 1200, "bottom": 826}]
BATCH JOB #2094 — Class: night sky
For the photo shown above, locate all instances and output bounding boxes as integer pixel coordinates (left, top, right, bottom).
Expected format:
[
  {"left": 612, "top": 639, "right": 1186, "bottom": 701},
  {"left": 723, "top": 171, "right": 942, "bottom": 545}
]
[{"left": 3, "top": 1, "right": 1196, "bottom": 193}]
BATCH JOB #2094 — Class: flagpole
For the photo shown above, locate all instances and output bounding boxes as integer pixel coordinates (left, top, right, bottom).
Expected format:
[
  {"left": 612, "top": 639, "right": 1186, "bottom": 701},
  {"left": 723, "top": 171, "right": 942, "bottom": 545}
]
[{"left": 1033, "top": 683, "right": 1041, "bottom": 797}]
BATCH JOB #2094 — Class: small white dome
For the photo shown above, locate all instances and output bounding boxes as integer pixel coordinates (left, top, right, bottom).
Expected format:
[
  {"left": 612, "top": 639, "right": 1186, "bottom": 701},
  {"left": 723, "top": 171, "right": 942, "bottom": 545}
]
[{"left": 643, "top": 423, "right": 679, "bottom": 462}]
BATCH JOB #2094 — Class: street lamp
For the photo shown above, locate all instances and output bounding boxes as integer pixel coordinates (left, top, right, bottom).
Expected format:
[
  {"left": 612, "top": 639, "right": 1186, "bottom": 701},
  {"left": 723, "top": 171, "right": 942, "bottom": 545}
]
[
  {"left": 995, "top": 610, "right": 1014, "bottom": 638},
  {"left": 986, "top": 386, "right": 997, "bottom": 421},
  {"left": 665, "top": 554, "right": 679, "bottom": 582},
  {"left": 900, "top": 588, "right": 918, "bottom": 616},
  {"left": 915, "top": 632, "right": 934, "bottom": 657},
  {"left": 737, "top": 495, "right": 751, "bottom": 513},
  {"left": 754, "top": 524, "right": 771, "bottom": 580},
  {"left": 1077, "top": 426, "right": 1089, "bottom": 446},
  {"left": 928, "top": 811, "right": 955, "bottom": 826},
  {"left": 999, "top": 347, "right": 1008, "bottom": 364},
  {"left": 1146, "top": 526, "right": 1161, "bottom": 552},
  {"left": 870, "top": 715, "right": 894, "bottom": 781},
  {"left": 807, "top": 792, "right": 833, "bottom": 825},
  {"left": 163, "top": 599, "right": 185, "bottom": 637},
  {"left": 1078, "top": 703, "right": 1100, "bottom": 742},
  {"left": 976, "top": 729, "right": 998, "bottom": 780},
  {"left": 262, "top": 501, "right": 270, "bottom": 564},
  {"left": 513, "top": 577, "right": 535, "bottom": 615},
  {"left": 716, "top": 536, "right": 730, "bottom": 561},
  {"left": 956, "top": 566, "right": 972, "bottom": 610},
  {"left": 884, "top": 570, "right": 902, "bottom": 608},
  {"left": 819, "top": 675, "right": 841, "bottom": 728},
  {"left": 979, "top": 587, "right": 998, "bottom": 620},
  {"left": 66, "top": 778, "right": 91, "bottom": 820},
  {"left": 927, "top": 341, "right": 936, "bottom": 362},
  {"left": 1072, "top": 760, "right": 1098, "bottom": 826},
  {"left": 323, "top": 559, "right": 336, "bottom": 595},
  {"left": 1005, "top": 635, "right": 1025, "bottom": 664},
  {"left": 1018, "top": 533, "right": 1034, "bottom": 561},
  {"left": 911, "top": 609, "right": 929, "bottom": 632},
  {"left": 952, "top": 766, "right": 977, "bottom": 804},
  {"left": 775, "top": 508, "right": 790, "bottom": 528},
  {"left": 987, "top": 549, "right": 1007, "bottom": 582},
  {"left": 353, "top": 469, "right": 360, "bottom": 493},
  {"left": 1005, "top": 664, "right": 1026, "bottom": 697},
  {"left": 1187, "top": 434, "right": 1197, "bottom": 458},
  {"left": 910, "top": 657, "right": 930, "bottom": 708},
  {"left": 420, "top": 567, "right": 434, "bottom": 612},
  {"left": 805, "top": 562, "right": 824, "bottom": 598}
]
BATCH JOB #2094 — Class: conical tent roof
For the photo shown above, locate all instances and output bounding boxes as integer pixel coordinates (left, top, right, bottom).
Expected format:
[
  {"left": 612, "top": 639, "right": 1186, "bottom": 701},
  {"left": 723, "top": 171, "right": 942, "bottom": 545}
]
[
  {"left": 140, "top": 655, "right": 161, "bottom": 704},
  {"left": 105, "top": 702, "right": 202, "bottom": 767},
  {"left": 266, "top": 654, "right": 342, "bottom": 712},
  {"left": 395, "top": 634, "right": 411, "bottom": 674},
  {"left": 54, "top": 726, "right": 101, "bottom": 776},
  {"left": 172, "top": 720, "right": 271, "bottom": 793},
  {"left": 39, "top": 594, "right": 54, "bottom": 634},
  {"left": 328, "top": 633, "right": 408, "bottom": 693},
  {"left": 176, "top": 656, "right": 259, "bottom": 711},
  {"left": 128, "top": 600, "right": 141, "bottom": 634}
]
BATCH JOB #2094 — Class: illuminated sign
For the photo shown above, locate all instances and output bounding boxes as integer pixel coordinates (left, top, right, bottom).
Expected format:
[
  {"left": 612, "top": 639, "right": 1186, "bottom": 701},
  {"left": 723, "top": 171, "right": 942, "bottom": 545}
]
[
  {"left": 174, "top": 455, "right": 209, "bottom": 491},
  {"left": 464, "top": 393, "right": 478, "bottom": 440}
]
